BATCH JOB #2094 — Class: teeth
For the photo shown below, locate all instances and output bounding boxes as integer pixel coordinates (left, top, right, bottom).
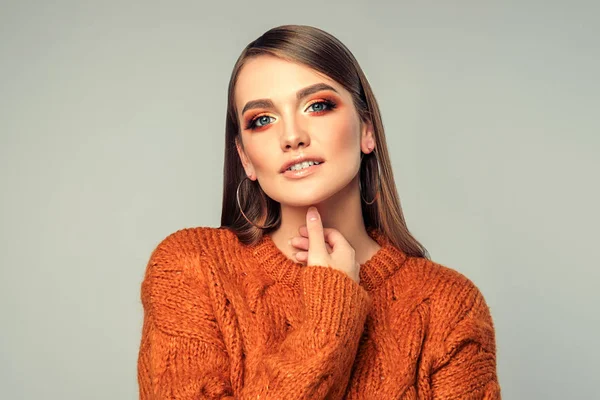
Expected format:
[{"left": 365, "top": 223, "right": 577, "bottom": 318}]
[{"left": 287, "top": 160, "right": 321, "bottom": 171}]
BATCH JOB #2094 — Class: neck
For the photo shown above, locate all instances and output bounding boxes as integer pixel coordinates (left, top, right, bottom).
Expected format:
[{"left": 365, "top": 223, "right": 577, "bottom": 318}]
[{"left": 270, "top": 175, "right": 381, "bottom": 265}]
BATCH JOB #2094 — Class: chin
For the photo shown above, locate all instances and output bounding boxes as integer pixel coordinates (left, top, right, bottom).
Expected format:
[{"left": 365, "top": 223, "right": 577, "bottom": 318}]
[
  {"left": 279, "top": 195, "right": 328, "bottom": 208},
  {"left": 261, "top": 172, "right": 355, "bottom": 207},
  {"left": 265, "top": 187, "right": 332, "bottom": 208},
  {"left": 279, "top": 198, "right": 327, "bottom": 208}
]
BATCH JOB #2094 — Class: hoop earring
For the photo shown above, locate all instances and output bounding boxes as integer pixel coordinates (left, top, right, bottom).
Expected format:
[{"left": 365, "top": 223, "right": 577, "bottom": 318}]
[
  {"left": 360, "top": 151, "right": 382, "bottom": 205},
  {"left": 236, "top": 175, "right": 278, "bottom": 229}
]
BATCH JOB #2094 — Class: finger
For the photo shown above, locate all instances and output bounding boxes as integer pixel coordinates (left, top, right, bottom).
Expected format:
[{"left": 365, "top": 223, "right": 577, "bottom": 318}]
[
  {"left": 295, "top": 251, "right": 307, "bottom": 262},
  {"left": 293, "top": 238, "right": 332, "bottom": 253},
  {"left": 306, "top": 207, "right": 328, "bottom": 255},
  {"left": 299, "top": 225, "right": 337, "bottom": 253},
  {"left": 322, "top": 229, "right": 349, "bottom": 251},
  {"left": 290, "top": 236, "right": 309, "bottom": 251},
  {"left": 299, "top": 225, "right": 336, "bottom": 239}
]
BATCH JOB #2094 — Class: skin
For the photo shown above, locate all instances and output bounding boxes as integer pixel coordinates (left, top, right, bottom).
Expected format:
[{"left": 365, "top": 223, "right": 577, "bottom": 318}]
[{"left": 235, "top": 55, "right": 381, "bottom": 269}]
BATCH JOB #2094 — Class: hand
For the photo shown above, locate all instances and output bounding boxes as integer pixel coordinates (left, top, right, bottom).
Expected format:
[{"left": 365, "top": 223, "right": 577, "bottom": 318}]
[{"left": 290, "top": 206, "right": 360, "bottom": 283}]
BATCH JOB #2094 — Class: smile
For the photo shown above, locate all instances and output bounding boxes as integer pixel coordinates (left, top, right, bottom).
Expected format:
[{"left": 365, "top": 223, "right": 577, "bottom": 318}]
[
  {"left": 282, "top": 162, "right": 324, "bottom": 179},
  {"left": 286, "top": 160, "right": 322, "bottom": 171}
]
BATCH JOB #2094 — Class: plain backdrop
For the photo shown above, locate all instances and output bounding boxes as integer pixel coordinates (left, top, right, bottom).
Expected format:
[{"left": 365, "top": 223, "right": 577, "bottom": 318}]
[{"left": 1, "top": 1, "right": 598, "bottom": 399}]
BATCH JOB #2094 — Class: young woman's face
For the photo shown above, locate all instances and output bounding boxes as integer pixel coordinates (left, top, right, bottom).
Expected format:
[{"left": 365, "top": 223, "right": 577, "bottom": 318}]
[{"left": 235, "top": 55, "right": 374, "bottom": 207}]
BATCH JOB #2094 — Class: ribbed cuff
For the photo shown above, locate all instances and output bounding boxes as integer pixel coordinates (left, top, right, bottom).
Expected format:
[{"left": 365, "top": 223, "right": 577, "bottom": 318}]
[{"left": 301, "top": 266, "right": 371, "bottom": 345}]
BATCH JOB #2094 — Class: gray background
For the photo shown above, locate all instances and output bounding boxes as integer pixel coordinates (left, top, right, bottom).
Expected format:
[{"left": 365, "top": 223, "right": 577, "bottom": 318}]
[{"left": 1, "top": 1, "right": 598, "bottom": 399}]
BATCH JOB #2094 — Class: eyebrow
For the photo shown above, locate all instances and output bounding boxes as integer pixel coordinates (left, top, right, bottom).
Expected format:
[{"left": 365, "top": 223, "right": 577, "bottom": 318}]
[{"left": 240, "top": 83, "right": 339, "bottom": 116}]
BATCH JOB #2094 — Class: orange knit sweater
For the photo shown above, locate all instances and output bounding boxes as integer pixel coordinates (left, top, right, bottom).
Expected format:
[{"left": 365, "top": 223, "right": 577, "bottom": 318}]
[{"left": 137, "top": 227, "right": 501, "bottom": 399}]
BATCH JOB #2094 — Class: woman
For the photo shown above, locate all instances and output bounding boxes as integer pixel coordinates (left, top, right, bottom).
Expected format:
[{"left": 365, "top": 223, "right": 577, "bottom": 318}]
[{"left": 137, "top": 25, "right": 501, "bottom": 399}]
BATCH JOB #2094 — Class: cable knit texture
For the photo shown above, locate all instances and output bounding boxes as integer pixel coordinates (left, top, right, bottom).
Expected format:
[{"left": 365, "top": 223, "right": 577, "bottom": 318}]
[{"left": 137, "top": 226, "right": 501, "bottom": 399}]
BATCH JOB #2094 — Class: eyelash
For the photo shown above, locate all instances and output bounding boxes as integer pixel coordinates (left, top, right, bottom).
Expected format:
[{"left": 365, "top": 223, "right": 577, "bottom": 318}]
[{"left": 244, "top": 99, "right": 338, "bottom": 131}]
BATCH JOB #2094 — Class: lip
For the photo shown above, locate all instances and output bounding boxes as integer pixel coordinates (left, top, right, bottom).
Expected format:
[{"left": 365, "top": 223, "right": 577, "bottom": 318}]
[
  {"left": 280, "top": 156, "right": 325, "bottom": 173},
  {"left": 282, "top": 162, "right": 324, "bottom": 179}
]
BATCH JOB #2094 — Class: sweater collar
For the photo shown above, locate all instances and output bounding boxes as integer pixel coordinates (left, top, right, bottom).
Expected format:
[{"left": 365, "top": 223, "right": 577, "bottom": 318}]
[{"left": 250, "top": 227, "right": 408, "bottom": 291}]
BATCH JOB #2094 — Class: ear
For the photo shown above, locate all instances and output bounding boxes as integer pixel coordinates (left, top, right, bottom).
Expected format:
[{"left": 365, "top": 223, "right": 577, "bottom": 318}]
[
  {"left": 235, "top": 138, "right": 256, "bottom": 180},
  {"left": 360, "top": 119, "right": 376, "bottom": 155}
]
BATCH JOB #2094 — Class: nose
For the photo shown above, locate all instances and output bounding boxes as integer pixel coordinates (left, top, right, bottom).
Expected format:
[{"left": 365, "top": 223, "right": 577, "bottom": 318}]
[{"left": 280, "top": 115, "right": 310, "bottom": 151}]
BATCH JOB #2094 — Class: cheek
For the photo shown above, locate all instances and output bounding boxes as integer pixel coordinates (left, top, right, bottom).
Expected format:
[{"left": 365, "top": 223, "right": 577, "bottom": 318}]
[
  {"left": 243, "top": 140, "right": 273, "bottom": 173},
  {"left": 327, "top": 114, "right": 361, "bottom": 154}
]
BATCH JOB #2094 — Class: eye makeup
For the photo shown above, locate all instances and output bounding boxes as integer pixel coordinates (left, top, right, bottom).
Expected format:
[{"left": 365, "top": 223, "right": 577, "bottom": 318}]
[{"left": 243, "top": 97, "right": 338, "bottom": 131}]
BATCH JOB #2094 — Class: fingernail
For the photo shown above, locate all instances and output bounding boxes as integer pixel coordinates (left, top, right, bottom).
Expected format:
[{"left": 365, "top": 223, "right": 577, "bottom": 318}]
[{"left": 307, "top": 207, "right": 318, "bottom": 221}]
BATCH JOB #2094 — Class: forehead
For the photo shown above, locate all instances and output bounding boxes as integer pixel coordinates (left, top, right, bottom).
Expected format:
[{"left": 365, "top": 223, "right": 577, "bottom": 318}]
[{"left": 234, "top": 55, "right": 345, "bottom": 110}]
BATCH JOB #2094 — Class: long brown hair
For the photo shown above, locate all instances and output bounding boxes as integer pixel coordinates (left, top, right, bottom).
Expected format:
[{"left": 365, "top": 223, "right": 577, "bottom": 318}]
[{"left": 220, "top": 24, "right": 429, "bottom": 259}]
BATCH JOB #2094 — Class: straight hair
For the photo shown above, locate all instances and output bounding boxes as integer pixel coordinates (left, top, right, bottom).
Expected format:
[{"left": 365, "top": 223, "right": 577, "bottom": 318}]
[{"left": 220, "top": 24, "right": 429, "bottom": 259}]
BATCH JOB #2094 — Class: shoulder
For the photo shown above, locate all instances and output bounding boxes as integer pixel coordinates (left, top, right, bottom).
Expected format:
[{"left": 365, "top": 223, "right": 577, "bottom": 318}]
[
  {"left": 146, "top": 226, "right": 237, "bottom": 266},
  {"left": 402, "top": 256, "right": 486, "bottom": 303},
  {"left": 140, "top": 226, "right": 237, "bottom": 338},
  {"left": 399, "top": 256, "right": 494, "bottom": 337},
  {"left": 141, "top": 226, "right": 239, "bottom": 301}
]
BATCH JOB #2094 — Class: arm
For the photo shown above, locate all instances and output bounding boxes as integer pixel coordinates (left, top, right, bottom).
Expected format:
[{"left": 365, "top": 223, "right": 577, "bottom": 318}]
[
  {"left": 239, "top": 265, "right": 371, "bottom": 399},
  {"left": 137, "top": 231, "right": 234, "bottom": 399},
  {"left": 430, "top": 287, "right": 501, "bottom": 399},
  {"left": 137, "top": 311, "right": 233, "bottom": 399},
  {"left": 137, "top": 229, "right": 371, "bottom": 399}
]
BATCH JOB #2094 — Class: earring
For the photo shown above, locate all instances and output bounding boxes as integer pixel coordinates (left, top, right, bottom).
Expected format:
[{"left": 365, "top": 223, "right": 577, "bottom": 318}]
[
  {"left": 236, "top": 175, "right": 278, "bottom": 229},
  {"left": 360, "top": 150, "right": 381, "bottom": 205}
]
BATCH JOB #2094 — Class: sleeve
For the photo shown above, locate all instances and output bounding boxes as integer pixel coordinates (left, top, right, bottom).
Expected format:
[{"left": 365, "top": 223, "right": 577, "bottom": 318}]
[
  {"left": 137, "top": 311, "right": 234, "bottom": 399},
  {"left": 238, "top": 265, "right": 372, "bottom": 399},
  {"left": 136, "top": 231, "right": 234, "bottom": 399},
  {"left": 430, "top": 286, "right": 502, "bottom": 399},
  {"left": 137, "top": 230, "right": 371, "bottom": 400}
]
